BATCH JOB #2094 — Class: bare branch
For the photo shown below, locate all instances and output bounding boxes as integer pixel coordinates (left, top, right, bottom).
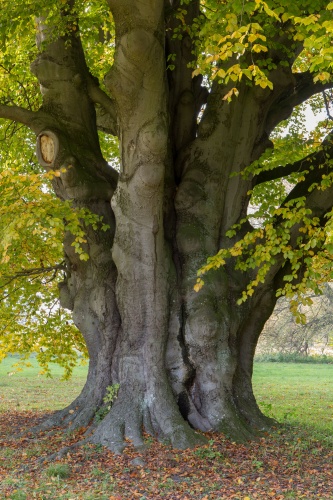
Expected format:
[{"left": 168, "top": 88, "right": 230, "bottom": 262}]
[
  {"left": 166, "top": 0, "right": 202, "bottom": 155},
  {"left": 266, "top": 72, "right": 333, "bottom": 134},
  {"left": 291, "top": 72, "right": 333, "bottom": 109},
  {"left": 323, "top": 90, "right": 333, "bottom": 121}
]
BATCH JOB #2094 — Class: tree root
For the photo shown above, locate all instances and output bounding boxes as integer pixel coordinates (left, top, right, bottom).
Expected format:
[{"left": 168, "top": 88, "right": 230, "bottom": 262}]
[
  {"left": 235, "top": 394, "right": 278, "bottom": 432},
  {"left": 38, "top": 439, "right": 89, "bottom": 465},
  {"left": 89, "top": 387, "right": 206, "bottom": 454},
  {"left": 16, "top": 392, "right": 102, "bottom": 439}
]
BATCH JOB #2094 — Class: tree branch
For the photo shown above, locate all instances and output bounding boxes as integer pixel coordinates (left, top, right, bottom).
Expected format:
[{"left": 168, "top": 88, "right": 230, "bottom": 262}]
[
  {"left": 254, "top": 129, "right": 333, "bottom": 186},
  {"left": 265, "top": 72, "right": 333, "bottom": 134},
  {"left": 292, "top": 72, "right": 333, "bottom": 108},
  {"left": 87, "top": 77, "right": 118, "bottom": 136},
  {"left": 0, "top": 104, "right": 40, "bottom": 130},
  {"left": 283, "top": 163, "right": 333, "bottom": 210},
  {"left": 0, "top": 263, "right": 66, "bottom": 289},
  {"left": 166, "top": 0, "right": 203, "bottom": 157}
]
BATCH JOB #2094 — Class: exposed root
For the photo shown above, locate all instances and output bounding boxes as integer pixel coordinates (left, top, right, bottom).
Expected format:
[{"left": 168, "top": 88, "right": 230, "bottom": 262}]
[
  {"left": 202, "top": 395, "right": 256, "bottom": 443},
  {"left": 16, "top": 394, "right": 101, "bottom": 439},
  {"left": 37, "top": 439, "right": 89, "bottom": 465},
  {"left": 214, "top": 414, "right": 254, "bottom": 442},
  {"left": 89, "top": 387, "right": 206, "bottom": 454},
  {"left": 235, "top": 393, "right": 278, "bottom": 432}
]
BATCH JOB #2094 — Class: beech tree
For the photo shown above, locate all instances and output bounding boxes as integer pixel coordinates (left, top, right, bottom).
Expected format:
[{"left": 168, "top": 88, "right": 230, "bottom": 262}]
[{"left": 1, "top": 0, "right": 333, "bottom": 452}]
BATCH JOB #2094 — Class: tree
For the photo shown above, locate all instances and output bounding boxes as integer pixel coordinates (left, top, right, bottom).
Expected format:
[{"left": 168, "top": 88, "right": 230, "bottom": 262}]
[
  {"left": 257, "top": 283, "right": 333, "bottom": 356},
  {"left": 1, "top": 0, "right": 333, "bottom": 452}
]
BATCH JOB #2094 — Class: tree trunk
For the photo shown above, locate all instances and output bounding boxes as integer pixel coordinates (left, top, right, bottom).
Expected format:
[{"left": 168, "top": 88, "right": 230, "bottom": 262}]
[
  {"left": 13, "top": 1, "right": 331, "bottom": 452},
  {"left": 89, "top": 0, "right": 204, "bottom": 452},
  {"left": 29, "top": 20, "right": 121, "bottom": 432}
]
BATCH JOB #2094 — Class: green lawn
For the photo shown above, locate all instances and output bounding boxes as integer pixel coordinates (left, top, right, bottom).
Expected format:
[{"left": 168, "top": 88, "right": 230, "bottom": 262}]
[
  {"left": 0, "top": 356, "right": 88, "bottom": 412},
  {"left": 253, "top": 362, "right": 333, "bottom": 444}
]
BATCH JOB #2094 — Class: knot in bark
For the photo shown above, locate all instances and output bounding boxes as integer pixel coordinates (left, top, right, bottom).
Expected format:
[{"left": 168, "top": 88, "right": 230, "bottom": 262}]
[
  {"left": 138, "top": 116, "right": 167, "bottom": 157},
  {"left": 123, "top": 29, "right": 153, "bottom": 64}
]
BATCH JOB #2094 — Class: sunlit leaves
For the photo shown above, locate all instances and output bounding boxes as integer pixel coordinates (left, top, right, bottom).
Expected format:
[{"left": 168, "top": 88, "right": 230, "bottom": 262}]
[
  {"left": 0, "top": 0, "right": 115, "bottom": 103},
  {"left": 196, "top": 91, "right": 333, "bottom": 309},
  {"left": 186, "top": 1, "right": 333, "bottom": 91},
  {"left": 0, "top": 124, "right": 102, "bottom": 375},
  {"left": 77, "top": 0, "right": 115, "bottom": 85},
  {"left": 0, "top": 1, "right": 119, "bottom": 373}
]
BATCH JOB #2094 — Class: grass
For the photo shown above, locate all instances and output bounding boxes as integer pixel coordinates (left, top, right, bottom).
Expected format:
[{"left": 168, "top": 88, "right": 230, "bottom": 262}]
[
  {"left": 45, "top": 463, "right": 71, "bottom": 479},
  {"left": 253, "top": 362, "right": 333, "bottom": 444},
  {"left": 1, "top": 356, "right": 331, "bottom": 438},
  {"left": 0, "top": 358, "right": 332, "bottom": 499},
  {"left": 0, "top": 356, "right": 87, "bottom": 411}
]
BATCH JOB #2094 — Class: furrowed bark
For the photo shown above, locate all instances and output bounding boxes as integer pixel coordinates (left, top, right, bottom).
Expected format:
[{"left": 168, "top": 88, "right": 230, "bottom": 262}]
[{"left": 232, "top": 285, "right": 278, "bottom": 428}]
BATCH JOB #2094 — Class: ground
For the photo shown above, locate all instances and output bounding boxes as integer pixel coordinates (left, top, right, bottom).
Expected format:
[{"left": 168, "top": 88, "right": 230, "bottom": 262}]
[
  {"left": 0, "top": 410, "right": 332, "bottom": 499},
  {"left": 0, "top": 359, "right": 332, "bottom": 499}
]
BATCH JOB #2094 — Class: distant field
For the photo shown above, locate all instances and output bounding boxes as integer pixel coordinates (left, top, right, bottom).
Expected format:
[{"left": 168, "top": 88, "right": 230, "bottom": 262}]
[{"left": 0, "top": 357, "right": 332, "bottom": 444}]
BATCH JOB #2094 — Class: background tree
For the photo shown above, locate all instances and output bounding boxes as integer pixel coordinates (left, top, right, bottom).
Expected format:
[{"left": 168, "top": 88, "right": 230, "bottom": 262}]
[
  {"left": 257, "top": 283, "right": 333, "bottom": 356},
  {"left": 1, "top": 0, "right": 333, "bottom": 452}
]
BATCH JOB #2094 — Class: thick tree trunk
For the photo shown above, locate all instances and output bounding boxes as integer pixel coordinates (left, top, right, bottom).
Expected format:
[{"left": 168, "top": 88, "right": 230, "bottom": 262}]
[
  {"left": 56, "top": 201, "right": 120, "bottom": 430},
  {"left": 164, "top": 84, "right": 277, "bottom": 440},
  {"left": 88, "top": 0, "right": 203, "bottom": 452},
  {"left": 25, "top": 1, "right": 317, "bottom": 451}
]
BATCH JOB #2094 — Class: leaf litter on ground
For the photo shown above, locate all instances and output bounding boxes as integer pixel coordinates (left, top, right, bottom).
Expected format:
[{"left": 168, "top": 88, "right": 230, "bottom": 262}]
[{"left": 0, "top": 411, "right": 332, "bottom": 499}]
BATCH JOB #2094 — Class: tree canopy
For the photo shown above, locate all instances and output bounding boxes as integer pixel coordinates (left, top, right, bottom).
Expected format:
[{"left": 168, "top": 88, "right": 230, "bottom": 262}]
[{"left": 1, "top": 0, "right": 333, "bottom": 449}]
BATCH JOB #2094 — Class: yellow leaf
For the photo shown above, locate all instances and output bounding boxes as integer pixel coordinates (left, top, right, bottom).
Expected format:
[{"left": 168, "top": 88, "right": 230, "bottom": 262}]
[
  {"left": 248, "top": 34, "right": 258, "bottom": 43},
  {"left": 223, "top": 87, "right": 239, "bottom": 101}
]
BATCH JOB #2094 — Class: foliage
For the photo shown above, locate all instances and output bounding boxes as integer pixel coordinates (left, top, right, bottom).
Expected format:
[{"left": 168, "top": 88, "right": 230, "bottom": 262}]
[
  {"left": 95, "top": 383, "right": 120, "bottom": 421},
  {"left": 0, "top": 1, "right": 118, "bottom": 374},
  {"left": 0, "top": 0, "right": 121, "bottom": 375},
  {"left": 0, "top": 136, "right": 105, "bottom": 376},
  {"left": 103, "top": 383, "right": 120, "bottom": 407},
  {"left": 191, "top": 0, "right": 333, "bottom": 89}
]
